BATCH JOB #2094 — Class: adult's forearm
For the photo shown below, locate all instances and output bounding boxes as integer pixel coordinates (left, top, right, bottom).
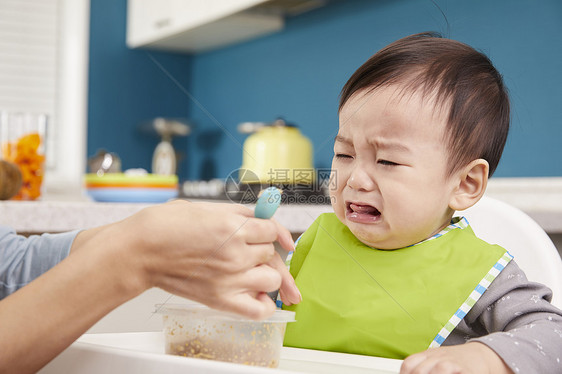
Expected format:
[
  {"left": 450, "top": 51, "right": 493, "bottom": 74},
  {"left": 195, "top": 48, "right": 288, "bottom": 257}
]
[
  {"left": 0, "top": 200, "right": 300, "bottom": 373},
  {"left": 0, "top": 224, "right": 143, "bottom": 373}
]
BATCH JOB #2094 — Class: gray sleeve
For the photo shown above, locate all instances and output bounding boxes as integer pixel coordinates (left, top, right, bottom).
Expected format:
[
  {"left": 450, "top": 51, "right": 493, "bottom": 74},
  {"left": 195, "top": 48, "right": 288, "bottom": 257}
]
[
  {"left": 444, "top": 260, "right": 562, "bottom": 373},
  {"left": 0, "top": 225, "right": 80, "bottom": 299}
]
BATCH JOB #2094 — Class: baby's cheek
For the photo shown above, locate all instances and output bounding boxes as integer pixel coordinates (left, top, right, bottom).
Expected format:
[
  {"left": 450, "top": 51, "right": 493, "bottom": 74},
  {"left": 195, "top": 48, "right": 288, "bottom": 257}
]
[{"left": 329, "top": 199, "right": 345, "bottom": 225}]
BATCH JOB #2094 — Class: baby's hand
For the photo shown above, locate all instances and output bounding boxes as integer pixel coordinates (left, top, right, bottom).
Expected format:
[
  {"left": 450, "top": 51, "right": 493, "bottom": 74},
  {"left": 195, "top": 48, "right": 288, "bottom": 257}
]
[{"left": 400, "top": 342, "right": 512, "bottom": 374}]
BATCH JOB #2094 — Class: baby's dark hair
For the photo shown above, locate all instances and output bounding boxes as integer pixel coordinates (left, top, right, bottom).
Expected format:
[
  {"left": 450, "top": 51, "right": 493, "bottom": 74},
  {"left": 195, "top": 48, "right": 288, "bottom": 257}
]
[{"left": 339, "top": 32, "right": 510, "bottom": 177}]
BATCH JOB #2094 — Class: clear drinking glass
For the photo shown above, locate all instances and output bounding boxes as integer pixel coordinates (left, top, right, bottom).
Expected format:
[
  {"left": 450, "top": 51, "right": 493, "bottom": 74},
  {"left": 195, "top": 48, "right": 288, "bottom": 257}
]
[{"left": 0, "top": 112, "right": 47, "bottom": 200}]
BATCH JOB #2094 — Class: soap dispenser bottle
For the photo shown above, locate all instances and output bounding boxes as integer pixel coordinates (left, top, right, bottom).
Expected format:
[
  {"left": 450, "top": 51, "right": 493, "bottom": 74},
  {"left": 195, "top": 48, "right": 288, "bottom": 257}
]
[{"left": 151, "top": 118, "right": 190, "bottom": 176}]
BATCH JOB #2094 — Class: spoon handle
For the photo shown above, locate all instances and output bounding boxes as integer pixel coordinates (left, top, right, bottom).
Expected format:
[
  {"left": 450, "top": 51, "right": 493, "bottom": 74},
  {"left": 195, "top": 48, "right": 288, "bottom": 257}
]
[{"left": 254, "top": 187, "right": 282, "bottom": 219}]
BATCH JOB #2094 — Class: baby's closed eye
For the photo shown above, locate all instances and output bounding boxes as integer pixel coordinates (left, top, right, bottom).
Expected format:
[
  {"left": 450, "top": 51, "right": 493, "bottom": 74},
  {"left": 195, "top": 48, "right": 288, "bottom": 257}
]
[
  {"left": 377, "top": 159, "right": 399, "bottom": 166},
  {"left": 335, "top": 153, "right": 353, "bottom": 159}
]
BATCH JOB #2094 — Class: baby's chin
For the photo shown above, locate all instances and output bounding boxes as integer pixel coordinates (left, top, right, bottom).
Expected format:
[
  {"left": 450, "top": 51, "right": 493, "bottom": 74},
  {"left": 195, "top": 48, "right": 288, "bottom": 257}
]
[
  {"left": 346, "top": 225, "right": 410, "bottom": 250},
  {"left": 356, "top": 237, "right": 399, "bottom": 250},
  {"left": 345, "top": 226, "right": 392, "bottom": 250},
  {"left": 333, "top": 208, "right": 407, "bottom": 249}
]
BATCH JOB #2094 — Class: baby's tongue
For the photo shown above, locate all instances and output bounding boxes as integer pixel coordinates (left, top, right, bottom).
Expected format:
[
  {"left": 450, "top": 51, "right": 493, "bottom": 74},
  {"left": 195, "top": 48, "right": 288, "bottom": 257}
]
[{"left": 350, "top": 203, "right": 378, "bottom": 215}]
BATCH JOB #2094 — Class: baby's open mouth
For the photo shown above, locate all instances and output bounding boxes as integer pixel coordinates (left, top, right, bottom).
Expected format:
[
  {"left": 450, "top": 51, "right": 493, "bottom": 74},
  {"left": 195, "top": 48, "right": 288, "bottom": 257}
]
[{"left": 346, "top": 202, "right": 381, "bottom": 223}]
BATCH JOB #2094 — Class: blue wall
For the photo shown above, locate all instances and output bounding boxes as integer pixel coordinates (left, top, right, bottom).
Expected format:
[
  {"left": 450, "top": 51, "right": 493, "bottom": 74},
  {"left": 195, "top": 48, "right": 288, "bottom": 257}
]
[
  {"left": 88, "top": 0, "right": 562, "bottom": 180},
  {"left": 88, "top": 0, "right": 192, "bottom": 174}
]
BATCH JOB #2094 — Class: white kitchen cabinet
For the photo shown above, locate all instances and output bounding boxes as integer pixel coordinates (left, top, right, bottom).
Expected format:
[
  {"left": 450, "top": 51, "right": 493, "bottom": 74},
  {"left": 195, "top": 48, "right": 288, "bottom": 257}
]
[{"left": 126, "top": 0, "right": 285, "bottom": 53}]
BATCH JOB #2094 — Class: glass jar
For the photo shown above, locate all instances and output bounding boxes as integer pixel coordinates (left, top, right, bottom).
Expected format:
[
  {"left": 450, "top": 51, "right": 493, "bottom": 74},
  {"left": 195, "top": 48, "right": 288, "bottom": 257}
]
[{"left": 0, "top": 112, "right": 47, "bottom": 200}]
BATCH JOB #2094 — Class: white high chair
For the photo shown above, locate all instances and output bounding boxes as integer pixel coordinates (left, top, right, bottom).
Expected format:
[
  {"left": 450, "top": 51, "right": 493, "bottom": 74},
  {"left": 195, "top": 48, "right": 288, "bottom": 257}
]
[{"left": 459, "top": 196, "right": 562, "bottom": 309}]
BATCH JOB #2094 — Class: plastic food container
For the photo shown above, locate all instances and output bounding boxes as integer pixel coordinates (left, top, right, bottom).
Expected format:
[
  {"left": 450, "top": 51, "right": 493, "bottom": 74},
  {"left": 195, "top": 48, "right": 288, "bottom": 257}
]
[{"left": 155, "top": 303, "right": 296, "bottom": 368}]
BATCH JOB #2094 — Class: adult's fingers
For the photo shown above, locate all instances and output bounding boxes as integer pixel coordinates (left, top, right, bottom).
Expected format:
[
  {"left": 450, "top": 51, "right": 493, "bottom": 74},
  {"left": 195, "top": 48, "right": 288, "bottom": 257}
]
[
  {"left": 242, "top": 243, "right": 276, "bottom": 268},
  {"left": 239, "top": 263, "right": 282, "bottom": 294},
  {"left": 224, "top": 204, "right": 294, "bottom": 252},
  {"left": 267, "top": 253, "right": 301, "bottom": 305},
  {"left": 272, "top": 219, "right": 295, "bottom": 253},
  {"left": 241, "top": 218, "right": 278, "bottom": 244},
  {"left": 218, "top": 291, "right": 277, "bottom": 320}
]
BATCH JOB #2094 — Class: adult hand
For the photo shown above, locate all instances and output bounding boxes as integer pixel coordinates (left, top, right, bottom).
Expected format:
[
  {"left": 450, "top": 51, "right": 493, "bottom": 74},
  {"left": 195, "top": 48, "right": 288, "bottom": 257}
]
[
  {"left": 400, "top": 342, "right": 512, "bottom": 374},
  {"left": 0, "top": 200, "right": 301, "bottom": 373},
  {"left": 115, "top": 200, "right": 301, "bottom": 319}
]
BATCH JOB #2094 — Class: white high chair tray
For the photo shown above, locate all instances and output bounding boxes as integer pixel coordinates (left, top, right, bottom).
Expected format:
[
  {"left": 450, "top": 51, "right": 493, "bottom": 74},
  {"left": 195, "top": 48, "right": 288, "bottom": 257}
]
[{"left": 40, "top": 332, "right": 402, "bottom": 374}]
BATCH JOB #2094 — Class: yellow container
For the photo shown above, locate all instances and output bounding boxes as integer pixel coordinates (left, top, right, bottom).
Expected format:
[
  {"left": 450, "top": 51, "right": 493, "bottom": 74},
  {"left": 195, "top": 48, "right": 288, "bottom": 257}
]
[{"left": 240, "top": 124, "right": 314, "bottom": 185}]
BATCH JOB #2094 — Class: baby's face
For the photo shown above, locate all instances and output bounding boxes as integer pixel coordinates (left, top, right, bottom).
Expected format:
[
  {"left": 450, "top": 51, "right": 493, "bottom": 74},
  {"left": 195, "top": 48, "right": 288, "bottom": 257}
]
[{"left": 330, "top": 85, "right": 459, "bottom": 249}]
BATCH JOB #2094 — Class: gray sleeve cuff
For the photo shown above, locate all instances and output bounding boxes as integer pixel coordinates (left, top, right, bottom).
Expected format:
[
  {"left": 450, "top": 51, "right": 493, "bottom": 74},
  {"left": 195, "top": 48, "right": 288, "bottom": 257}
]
[
  {"left": 0, "top": 227, "right": 80, "bottom": 298},
  {"left": 464, "top": 260, "right": 562, "bottom": 373},
  {"left": 471, "top": 321, "right": 562, "bottom": 374}
]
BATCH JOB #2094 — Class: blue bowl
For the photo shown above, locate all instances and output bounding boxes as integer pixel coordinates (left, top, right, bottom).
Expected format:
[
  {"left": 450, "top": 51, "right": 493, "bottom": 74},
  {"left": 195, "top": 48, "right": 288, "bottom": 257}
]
[{"left": 86, "top": 187, "right": 178, "bottom": 203}]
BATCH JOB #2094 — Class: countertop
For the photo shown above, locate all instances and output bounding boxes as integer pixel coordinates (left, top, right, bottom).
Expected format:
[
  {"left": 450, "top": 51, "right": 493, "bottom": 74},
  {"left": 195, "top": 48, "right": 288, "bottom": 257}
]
[
  {"left": 1, "top": 177, "right": 561, "bottom": 234},
  {"left": 0, "top": 199, "right": 332, "bottom": 234}
]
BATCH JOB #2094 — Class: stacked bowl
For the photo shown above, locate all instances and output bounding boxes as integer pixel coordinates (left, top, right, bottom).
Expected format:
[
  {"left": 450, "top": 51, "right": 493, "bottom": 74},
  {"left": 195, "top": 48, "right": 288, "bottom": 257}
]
[{"left": 85, "top": 173, "right": 178, "bottom": 203}]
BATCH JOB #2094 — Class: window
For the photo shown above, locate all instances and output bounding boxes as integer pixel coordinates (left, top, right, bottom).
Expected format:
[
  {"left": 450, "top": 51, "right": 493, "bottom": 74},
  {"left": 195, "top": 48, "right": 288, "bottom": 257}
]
[{"left": 0, "top": 0, "right": 89, "bottom": 197}]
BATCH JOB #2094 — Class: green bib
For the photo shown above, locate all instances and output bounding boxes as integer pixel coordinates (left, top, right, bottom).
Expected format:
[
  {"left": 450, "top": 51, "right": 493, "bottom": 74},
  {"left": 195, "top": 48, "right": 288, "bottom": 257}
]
[{"left": 283, "top": 213, "right": 510, "bottom": 359}]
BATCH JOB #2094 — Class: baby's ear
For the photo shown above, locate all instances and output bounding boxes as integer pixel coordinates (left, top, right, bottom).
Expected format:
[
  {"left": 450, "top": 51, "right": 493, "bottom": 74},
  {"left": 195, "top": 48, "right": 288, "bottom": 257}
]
[{"left": 449, "top": 159, "right": 489, "bottom": 211}]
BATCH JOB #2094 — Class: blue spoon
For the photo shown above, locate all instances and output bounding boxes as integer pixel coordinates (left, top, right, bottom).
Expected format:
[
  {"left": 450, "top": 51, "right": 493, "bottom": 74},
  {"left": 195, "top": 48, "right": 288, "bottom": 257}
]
[{"left": 254, "top": 187, "right": 283, "bottom": 219}]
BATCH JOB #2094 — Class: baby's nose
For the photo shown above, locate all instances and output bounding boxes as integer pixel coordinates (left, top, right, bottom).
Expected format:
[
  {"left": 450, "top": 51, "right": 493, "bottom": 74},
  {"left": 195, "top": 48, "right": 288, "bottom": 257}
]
[{"left": 347, "top": 164, "right": 376, "bottom": 191}]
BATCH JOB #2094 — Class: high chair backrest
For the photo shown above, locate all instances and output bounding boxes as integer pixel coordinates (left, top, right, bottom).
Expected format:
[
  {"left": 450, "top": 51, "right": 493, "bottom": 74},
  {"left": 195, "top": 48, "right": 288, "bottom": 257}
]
[{"left": 459, "top": 196, "right": 562, "bottom": 309}]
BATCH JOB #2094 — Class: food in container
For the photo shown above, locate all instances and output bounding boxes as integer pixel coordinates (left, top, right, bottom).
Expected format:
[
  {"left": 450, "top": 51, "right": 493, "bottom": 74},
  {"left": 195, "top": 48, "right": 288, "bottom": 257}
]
[
  {"left": 155, "top": 303, "right": 295, "bottom": 368},
  {"left": 0, "top": 112, "right": 47, "bottom": 200}
]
